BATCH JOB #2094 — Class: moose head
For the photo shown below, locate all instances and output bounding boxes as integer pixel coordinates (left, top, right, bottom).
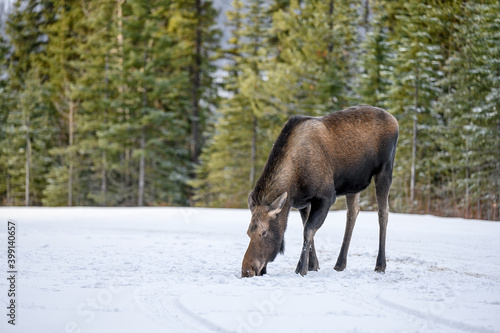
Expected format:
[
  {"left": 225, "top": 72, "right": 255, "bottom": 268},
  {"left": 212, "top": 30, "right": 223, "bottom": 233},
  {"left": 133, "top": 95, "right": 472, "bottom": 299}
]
[{"left": 241, "top": 192, "right": 288, "bottom": 277}]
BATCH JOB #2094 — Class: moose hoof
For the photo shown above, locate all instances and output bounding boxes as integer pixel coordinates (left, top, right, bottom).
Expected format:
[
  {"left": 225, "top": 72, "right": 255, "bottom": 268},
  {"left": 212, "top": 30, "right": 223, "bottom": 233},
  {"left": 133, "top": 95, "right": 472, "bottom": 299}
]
[
  {"left": 334, "top": 264, "right": 345, "bottom": 272},
  {"left": 308, "top": 265, "right": 319, "bottom": 272},
  {"left": 374, "top": 266, "right": 386, "bottom": 274},
  {"left": 295, "top": 262, "right": 309, "bottom": 276},
  {"left": 334, "top": 258, "right": 346, "bottom": 272},
  {"left": 308, "top": 252, "right": 319, "bottom": 272},
  {"left": 296, "top": 269, "right": 308, "bottom": 276},
  {"left": 308, "top": 261, "right": 319, "bottom": 272}
]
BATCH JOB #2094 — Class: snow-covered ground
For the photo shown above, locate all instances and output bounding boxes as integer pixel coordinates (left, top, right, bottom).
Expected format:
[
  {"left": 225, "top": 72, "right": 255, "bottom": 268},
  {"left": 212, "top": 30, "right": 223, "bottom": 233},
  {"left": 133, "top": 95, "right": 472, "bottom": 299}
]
[{"left": 0, "top": 207, "right": 499, "bottom": 333}]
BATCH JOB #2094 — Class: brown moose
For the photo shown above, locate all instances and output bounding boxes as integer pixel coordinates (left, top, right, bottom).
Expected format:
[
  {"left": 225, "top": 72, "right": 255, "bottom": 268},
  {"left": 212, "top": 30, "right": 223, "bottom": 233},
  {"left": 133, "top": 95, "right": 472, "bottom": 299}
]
[{"left": 241, "top": 105, "right": 399, "bottom": 277}]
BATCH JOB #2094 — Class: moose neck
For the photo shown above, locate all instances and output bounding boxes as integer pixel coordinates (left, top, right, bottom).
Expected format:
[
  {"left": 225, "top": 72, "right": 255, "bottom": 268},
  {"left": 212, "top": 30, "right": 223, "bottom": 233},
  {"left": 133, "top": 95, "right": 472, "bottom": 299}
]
[{"left": 253, "top": 168, "right": 292, "bottom": 204}]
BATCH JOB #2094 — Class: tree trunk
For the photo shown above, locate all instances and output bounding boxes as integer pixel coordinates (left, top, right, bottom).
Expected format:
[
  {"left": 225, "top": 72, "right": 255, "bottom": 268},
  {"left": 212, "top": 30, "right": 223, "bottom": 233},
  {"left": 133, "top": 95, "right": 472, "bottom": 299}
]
[
  {"left": 427, "top": 164, "right": 431, "bottom": 214},
  {"left": 6, "top": 172, "right": 11, "bottom": 205},
  {"left": 191, "top": 0, "right": 202, "bottom": 165},
  {"left": 102, "top": 52, "right": 109, "bottom": 206},
  {"left": 410, "top": 119, "right": 418, "bottom": 207},
  {"left": 101, "top": 151, "right": 107, "bottom": 206},
  {"left": 117, "top": 0, "right": 124, "bottom": 74},
  {"left": 410, "top": 65, "right": 419, "bottom": 206},
  {"left": 363, "top": 0, "right": 370, "bottom": 34},
  {"left": 25, "top": 112, "right": 30, "bottom": 206},
  {"left": 138, "top": 42, "right": 151, "bottom": 206},
  {"left": 68, "top": 98, "right": 74, "bottom": 207},
  {"left": 250, "top": 115, "right": 257, "bottom": 186},
  {"left": 450, "top": 155, "right": 458, "bottom": 215},
  {"left": 117, "top": 0, "right": 130, "bottom": 194},
  {"left": 328, "top": 0, "right": 334, "bottom": 53},
  {"left": 138, "top": 129, "right": 145, "bottom": 206},
  {"left": 465, "top": 136, "right": 470, "bottom": 218},
  {"left": 496, "top": 117, "right": 500, "bottom": 220}
]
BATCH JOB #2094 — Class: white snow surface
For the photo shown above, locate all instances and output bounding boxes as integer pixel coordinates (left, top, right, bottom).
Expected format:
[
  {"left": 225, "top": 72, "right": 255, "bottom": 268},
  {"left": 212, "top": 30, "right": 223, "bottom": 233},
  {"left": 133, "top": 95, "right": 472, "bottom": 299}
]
[{"left": 0, "top": 207, "right": 499, "bottom": 333}]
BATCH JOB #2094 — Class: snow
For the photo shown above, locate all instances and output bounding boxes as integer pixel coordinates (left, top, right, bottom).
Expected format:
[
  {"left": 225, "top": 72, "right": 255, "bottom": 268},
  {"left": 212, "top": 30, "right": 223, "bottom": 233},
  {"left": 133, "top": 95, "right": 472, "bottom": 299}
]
[{"left": 0, "top": 207, "right": 499, "bottom": 333}]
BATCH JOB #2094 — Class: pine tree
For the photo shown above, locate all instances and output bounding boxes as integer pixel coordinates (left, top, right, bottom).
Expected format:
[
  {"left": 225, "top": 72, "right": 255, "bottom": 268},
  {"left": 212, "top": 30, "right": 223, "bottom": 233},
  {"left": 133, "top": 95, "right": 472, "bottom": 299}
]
[
  {"left": 194, "top": 0, "right": 362, "bottom": 207},
  {"left": 37, "top": 0, "right": 219, "bottom": 206},
  {"left": 0, "top": 33, "right": 11, "bottom": 204},
  {"left": 71, "top": 0, "right": 117, "bottom": 206},
  {"left": 5, "top": 0, "right": 53, "bottom": 83},
  {"left": 111, "top": 0, "right": 204, "bottom": 206},
  {"left": 192, "top": 0, "right": 245, "bottom": 206},
  {"left": 168, "top": 0, "right": 220, "bottom": 173},
  {"left": 39, "top": 0, "right": 84, "bottom": 206},
  {"left": 387, "top": 0, "right": 444, "bottom": 212},
  {"left": 356, "top": 3, "right": 391, "bottom": 109},
  {"left": 193, "top": 0, "right": 280, "bottom": 207},
  {"left": 16, "top": 69, "right": 54, "bottom": 205},
  {"left": 0, "top": 69, "right": 54, "bottom": 206},
  {"left": 435, "top": 0, "right": 500, "bottom": 219},
  {"left": 352, "top": 2, "right": 395, "bottom": 211},
  {"left": 269, "top": 0, "right": 360, "bottom": 116},
  {"left": 1, "top": 0, "right": 56, "bottom": 205}
]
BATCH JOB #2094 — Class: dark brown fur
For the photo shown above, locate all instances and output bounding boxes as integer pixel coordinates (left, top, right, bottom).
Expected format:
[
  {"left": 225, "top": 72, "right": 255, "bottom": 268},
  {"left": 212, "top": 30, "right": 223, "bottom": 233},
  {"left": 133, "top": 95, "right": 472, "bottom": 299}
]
[{"left": 241, "top": 105, "right": 398, "bottom": 277}]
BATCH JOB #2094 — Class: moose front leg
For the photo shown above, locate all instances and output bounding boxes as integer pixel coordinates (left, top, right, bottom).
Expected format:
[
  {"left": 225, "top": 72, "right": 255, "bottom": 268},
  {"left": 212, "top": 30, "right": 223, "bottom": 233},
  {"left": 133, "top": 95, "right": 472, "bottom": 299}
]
[
  {"left": 299, "top": 204, "right": 319, "bottom": 271},
  {"left": 296, "top": 198, "right": 331, "bottom": 276}
]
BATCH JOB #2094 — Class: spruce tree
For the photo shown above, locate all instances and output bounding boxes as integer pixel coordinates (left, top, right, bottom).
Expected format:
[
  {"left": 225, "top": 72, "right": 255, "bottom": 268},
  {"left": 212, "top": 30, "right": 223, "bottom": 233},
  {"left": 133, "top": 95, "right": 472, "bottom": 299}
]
[
  {"left": 39, "top": 0, "right": 84, "bottom": 206},
  {"left": 193, "top": 0, "right": 279, "bottom": 207},
  {"left": 0, "top": 34, "right": 11, "bottom": 203},
  {"left": 269, "top": 0, "right": 359, "bottom": 115},
  {"left": 113, "top": 0, "right": 204, "bottom": 206},
  {"left": 356, "top": 4, "right": 391, "bottom": 109},
  {"left": 435, "top": 0, "right": 500, "bottom": 219},
  {"left": 355, "top": 6, "right": 393, "bottom": 210},
  {"left": 1, "top": 0, "right": 56, "bottom": 205},
  {"left": 387, "top": 0, "right": 444, "bottom": 212},
  {"left": 168, "top": 0, "right": 220, "bottom": 170},
  {"left": 192, "top": 0, "right": 246, "bottom": 206},
  {"left": 71, "top": 0, "right": 117, "bottom": 206}
]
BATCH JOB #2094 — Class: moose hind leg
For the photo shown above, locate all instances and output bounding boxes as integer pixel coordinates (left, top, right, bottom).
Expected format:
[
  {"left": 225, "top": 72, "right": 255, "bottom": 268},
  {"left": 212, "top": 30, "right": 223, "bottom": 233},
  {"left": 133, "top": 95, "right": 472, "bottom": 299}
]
[
  {"left": 374, "top": 170, "right": 392, "bottom": 273},
  {"left": 334, "top": 193, "right": 360, "bottom": 272},
  {"left": 300, "top": 204, "right": 319, "bottom": 271},
  {"left": 296, "top": 198, "right": 331, "bottom": 276}
]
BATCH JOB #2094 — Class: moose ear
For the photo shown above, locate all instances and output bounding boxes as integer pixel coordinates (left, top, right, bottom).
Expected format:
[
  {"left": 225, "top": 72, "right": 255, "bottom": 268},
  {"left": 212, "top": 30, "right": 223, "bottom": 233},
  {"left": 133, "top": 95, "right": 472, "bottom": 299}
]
[
  {"left": 268, "top": 192, "right": 288, "bottom": 217},
  {"left": 248, "top": 191, "right": 255, "bottom": 211}
]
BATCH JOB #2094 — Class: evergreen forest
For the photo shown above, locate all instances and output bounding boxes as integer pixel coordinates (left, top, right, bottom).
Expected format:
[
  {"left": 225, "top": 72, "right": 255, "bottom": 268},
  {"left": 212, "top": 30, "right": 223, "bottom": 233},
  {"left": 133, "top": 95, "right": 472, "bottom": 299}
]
[{"left": 0, "top": 0, "right": 498, "bottom": 221}]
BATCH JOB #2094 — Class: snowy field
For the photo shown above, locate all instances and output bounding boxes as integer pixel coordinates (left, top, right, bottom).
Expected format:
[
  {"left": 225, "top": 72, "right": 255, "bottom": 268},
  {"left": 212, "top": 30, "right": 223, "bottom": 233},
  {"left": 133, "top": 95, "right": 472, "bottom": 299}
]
[{"left": 0, "top": 207, "right": 499, "bottom": 333}]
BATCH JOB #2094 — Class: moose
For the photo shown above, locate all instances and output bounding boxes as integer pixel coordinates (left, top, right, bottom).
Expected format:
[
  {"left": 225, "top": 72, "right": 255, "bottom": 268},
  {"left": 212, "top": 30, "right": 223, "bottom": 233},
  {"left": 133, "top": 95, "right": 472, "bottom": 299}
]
[{"left": 241, "top": 105, "right": 399, "bottom": 277}]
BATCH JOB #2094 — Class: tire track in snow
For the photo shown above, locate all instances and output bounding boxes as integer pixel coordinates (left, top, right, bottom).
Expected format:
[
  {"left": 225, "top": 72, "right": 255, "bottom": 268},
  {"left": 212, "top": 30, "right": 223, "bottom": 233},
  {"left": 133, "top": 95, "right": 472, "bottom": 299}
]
[
  {"left": 377, "top": 293, "right": 498, "bottom": 333},
  {"left": 389, "top": 255, "right": 500, "bottom": 282},
  {"left": 133, "top": 284, "right": 231, "bottom": 333},
  {"left": 175, "top": 298, "right": 233, "bottom": 333}
]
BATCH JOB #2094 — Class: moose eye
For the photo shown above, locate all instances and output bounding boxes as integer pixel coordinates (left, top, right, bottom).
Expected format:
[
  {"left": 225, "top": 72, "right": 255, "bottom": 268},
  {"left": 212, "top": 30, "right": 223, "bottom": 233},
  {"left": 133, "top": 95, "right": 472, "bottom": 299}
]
[{"left": 261, "top": 230, "right": 267, "bottom": 238}]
